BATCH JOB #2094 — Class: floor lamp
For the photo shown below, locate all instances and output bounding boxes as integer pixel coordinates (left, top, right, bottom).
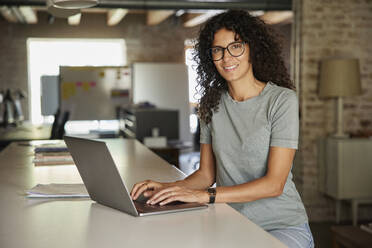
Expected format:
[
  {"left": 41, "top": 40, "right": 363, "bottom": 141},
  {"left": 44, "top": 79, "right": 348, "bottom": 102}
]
[{"left": 319, "top": 58, "right": 362, "bottom": 138}]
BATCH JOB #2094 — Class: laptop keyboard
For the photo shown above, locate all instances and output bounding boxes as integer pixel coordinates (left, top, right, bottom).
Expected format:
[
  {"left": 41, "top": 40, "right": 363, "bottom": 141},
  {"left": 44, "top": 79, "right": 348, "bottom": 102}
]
[{"left": 134, "top": 201, "right": 189, "bottom": 213}]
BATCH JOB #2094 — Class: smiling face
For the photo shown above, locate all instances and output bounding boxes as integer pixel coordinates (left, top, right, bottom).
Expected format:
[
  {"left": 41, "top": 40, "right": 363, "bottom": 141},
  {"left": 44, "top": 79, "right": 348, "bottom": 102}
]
[{"left": 212, "top": 28, "right": 252, "bottom": 84}]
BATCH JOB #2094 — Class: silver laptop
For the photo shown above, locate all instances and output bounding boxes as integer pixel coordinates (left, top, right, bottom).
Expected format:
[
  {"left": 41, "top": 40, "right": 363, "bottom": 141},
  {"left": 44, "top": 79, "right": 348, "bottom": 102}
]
[{"left": 64, "top": 136, "right": 208, "bottom": 216}]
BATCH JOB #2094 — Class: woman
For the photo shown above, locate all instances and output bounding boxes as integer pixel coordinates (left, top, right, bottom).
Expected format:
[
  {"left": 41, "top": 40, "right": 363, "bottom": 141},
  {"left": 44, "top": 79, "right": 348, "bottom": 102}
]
[{"left": 131, "top": 10, "right": 314, "bottom": 248}]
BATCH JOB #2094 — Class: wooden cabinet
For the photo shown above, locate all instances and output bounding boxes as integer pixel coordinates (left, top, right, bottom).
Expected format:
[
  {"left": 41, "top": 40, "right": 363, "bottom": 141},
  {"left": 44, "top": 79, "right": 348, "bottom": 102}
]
[{"left": 318, "top": 137, "right": 372, "bottom": 225}]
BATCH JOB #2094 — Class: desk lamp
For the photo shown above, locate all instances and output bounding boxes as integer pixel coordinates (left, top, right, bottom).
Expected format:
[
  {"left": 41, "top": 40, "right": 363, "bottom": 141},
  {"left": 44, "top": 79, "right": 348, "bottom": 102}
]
[{"left": 319, "top": 58, "right": 362, "bottom": 137}]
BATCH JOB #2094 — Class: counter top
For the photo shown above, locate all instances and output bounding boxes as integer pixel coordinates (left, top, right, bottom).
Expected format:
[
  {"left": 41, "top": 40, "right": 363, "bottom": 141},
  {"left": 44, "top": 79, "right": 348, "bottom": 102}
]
[{"left": 0, "top": 139, "right": 286, "bottom": 248}]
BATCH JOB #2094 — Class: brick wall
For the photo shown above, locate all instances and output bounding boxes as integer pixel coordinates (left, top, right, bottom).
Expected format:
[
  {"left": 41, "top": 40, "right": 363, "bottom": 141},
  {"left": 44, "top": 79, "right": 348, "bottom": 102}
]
[
  {"left": 0, "top": 12, "right": 199, "bottom": 120},
  {"left": 300, "top": 0, "right": 372, "bottom": 221}
]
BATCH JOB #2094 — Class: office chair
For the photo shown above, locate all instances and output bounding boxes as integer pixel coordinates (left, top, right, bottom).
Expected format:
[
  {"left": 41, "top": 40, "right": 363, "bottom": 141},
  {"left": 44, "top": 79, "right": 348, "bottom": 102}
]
[
  {"left": 50, "top": 109, "right": 70, "bottom": 139},
  {"left": 50, "top": 108, "right": 61, "bottom": 139}
]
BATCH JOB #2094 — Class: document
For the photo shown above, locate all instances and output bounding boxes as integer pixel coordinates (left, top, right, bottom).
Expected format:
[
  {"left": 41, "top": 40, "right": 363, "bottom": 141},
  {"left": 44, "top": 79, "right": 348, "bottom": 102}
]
[
  {"left": 26, "top": 183, "right": 89, "bottom": 198},
  {"left": 32, "top": 141, "right": 73, "bottom": 166}
]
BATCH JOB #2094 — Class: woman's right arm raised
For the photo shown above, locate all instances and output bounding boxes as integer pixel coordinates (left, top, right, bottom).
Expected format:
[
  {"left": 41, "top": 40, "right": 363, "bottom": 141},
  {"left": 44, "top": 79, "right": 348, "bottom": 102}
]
[{"left": 130, "top": 143, "right": 216, "bottom": 200}]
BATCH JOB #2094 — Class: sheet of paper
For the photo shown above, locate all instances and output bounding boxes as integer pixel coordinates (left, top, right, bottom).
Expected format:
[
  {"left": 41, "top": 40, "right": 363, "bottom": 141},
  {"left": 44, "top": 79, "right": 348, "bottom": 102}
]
[{"left": 26, "top": 184, "right": 89, "bottom": 198}]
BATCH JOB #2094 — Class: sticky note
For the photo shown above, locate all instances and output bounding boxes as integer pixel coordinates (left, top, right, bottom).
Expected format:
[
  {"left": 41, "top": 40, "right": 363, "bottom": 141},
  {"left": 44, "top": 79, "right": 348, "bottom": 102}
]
[{"left": 61, "top": 82, "right": 76, "bottom": 100}]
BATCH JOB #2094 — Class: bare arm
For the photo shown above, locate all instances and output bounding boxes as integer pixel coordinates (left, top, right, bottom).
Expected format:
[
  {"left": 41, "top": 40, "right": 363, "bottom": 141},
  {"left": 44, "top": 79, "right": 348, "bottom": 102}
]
[
  {"left": 148, "top": 146, "right": 295, "bottom": 205},
  {"left": 130, "top": 143, "right": 216, "bottom": 200},
  {"left": 171, "top": 143, "right": 216, "bottom": 189},
  {"left": 213, "top": 146, "right": 295, "bottom": 203}
]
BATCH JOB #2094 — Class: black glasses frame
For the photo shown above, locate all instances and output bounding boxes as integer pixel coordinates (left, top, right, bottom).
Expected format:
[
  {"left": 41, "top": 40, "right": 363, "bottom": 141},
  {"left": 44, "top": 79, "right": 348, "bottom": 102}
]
[{"left": 209, "top": 41, "right": 246, "bottom": 61}]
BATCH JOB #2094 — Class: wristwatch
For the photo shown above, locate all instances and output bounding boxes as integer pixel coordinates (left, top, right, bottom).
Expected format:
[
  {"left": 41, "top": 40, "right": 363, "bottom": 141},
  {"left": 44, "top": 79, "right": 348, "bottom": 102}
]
[{"left": 207, "top": 187, "right": 216, "bottom": 204}]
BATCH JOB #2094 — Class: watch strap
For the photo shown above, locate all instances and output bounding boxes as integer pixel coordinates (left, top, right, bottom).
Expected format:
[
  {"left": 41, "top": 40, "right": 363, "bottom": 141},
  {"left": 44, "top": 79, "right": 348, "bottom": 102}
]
[{"left": 207, "top": 187, "right": 216, "bottom": 204}]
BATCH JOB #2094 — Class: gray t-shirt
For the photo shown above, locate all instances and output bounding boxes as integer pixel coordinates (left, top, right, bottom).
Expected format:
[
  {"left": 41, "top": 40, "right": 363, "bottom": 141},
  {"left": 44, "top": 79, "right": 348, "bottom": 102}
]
[{"left": 200, "top": 82, "right": 308, "bottom": 230}]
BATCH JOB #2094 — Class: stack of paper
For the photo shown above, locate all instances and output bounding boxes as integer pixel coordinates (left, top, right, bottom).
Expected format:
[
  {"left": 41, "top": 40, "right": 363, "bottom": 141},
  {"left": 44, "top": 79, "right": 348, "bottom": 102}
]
[
  {"left": 33, "top": 152, "right": 74, "bottom": 166},
  {"left": 33, "top": 140, "right": 69, "bottom": 153},
  {"left": 33, "top": 141, "right": 73, "bottom": 166},
  {"left": 26, "top": 184, "right": 89, "bottom": 198}
]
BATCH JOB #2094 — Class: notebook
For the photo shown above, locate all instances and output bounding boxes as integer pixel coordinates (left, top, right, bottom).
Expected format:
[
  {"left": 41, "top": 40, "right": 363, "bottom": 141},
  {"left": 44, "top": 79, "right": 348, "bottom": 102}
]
[{"left": 63, "top": 136, "right": 208, "bottom": 216}]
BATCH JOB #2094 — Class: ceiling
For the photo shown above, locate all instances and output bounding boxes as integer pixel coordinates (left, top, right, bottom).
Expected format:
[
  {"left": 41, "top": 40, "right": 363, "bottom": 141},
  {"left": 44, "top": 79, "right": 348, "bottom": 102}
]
[{"left": 0, "top": 0, "right": 293, "bottom": 27}]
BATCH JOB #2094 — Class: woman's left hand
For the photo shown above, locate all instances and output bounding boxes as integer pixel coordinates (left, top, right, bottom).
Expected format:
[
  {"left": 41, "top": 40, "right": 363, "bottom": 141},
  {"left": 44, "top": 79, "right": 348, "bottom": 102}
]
[{"left": 146, "top": 186, "right": 209, "bottom": 206}]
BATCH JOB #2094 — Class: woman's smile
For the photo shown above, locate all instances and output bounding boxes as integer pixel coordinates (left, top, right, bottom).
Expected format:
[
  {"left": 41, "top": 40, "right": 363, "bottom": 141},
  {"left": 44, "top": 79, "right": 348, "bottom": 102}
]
[{"left": 223, "top": 64, "right": 239, "bottom": 72}]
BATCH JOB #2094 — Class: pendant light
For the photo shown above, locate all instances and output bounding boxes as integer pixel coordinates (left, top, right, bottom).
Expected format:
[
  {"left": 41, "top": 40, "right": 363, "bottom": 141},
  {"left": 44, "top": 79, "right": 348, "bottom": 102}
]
[{"left": 51, "top": 0, "right": 99, "bottom": 9}]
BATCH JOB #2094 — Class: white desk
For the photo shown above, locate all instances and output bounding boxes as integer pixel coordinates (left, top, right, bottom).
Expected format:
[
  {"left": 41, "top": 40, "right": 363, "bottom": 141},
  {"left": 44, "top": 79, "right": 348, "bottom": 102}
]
[{"left": 0, "top": 139, "right": 286, "bottom": 248}]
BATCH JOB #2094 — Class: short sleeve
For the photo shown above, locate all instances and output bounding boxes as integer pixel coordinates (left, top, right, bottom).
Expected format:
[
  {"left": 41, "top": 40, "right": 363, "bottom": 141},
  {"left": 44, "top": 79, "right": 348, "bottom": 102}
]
[
  {"left": 200, "top": 119, "right": 212, "bottom": 144},
  {"left": 270, "top": 90, "right": 299, "bottom": 149}
]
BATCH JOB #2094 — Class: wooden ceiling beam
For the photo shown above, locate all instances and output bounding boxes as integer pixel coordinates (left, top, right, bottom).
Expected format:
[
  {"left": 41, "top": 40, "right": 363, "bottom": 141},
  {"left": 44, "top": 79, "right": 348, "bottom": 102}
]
[
  {"left": 10, "top": 6, "right": 26, "bottom": 23},
  {"left": 1, "top": 6, "right": 37, "bottom": 24},
  {"left": 19, "top": 6, "right": 37, "bottom": 24},
  {"left": 107, "top": 8, "right": 128, "bottom": 26},
  {"left": 182, "top": 13, "right": 201, "bottom": 27},
  {"left": 146, "top": 10, "right": 174, "bottom": 26},
  {"left": 0, "top": 6, "right": 17, "bottom": 23},
  {"left": 182, "top": 11, "right": 222, "bottom": 28},
  {"left": 259, "top": 11, "right": 293, "bottom": 25}
]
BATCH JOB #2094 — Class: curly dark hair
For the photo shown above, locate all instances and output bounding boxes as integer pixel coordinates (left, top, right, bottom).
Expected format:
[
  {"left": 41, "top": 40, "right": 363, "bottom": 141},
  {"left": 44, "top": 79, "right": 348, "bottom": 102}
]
[{"left": 193, "top": 10, "right": 295, "bottom": 124}]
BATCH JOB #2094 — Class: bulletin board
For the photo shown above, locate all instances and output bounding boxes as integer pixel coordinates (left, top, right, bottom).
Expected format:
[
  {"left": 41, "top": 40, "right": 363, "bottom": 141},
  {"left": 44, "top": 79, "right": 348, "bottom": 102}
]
[{"left": 59, "top": 66, "right": 131, "bottom": 120}]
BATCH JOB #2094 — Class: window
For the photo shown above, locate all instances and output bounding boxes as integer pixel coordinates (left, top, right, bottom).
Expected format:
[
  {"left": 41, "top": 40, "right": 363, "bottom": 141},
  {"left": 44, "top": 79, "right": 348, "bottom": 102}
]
[
  {"left": 27, "top": 38, "right": 126, "bottom": 124},
  {"left": 185, "top": 47, "right": 201, "bottom": 134}
]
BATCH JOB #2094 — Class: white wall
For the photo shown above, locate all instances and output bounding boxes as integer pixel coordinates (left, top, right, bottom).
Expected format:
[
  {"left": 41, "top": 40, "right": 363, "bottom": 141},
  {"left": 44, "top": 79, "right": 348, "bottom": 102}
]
[{"left": 132, "top": 63, "right": 191, "bottom": 142}]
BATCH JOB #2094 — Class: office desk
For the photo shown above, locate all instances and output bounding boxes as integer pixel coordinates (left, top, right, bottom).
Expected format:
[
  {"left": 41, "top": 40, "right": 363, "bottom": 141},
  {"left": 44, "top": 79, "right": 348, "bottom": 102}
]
[
  {"left": 0, "top": 123, "right": 51, "bottom": 141},
  {"left": 0, "top": 139, "right": 286, "bottom": 248},
  {"left": 0, "top": 122, "right": 51, "bottom": 151}
]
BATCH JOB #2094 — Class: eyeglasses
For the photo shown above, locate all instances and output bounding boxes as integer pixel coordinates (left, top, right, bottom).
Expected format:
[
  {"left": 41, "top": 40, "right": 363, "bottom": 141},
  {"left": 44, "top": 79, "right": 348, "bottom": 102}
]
[{"left": 209, "top": 41, "right": 246, "bottom": 61}]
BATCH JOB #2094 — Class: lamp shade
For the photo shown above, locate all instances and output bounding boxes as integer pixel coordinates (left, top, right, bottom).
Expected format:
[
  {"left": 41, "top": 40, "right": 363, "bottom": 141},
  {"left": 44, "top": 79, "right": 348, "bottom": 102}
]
[{"left": 319, "top": 58, "right": 361, "bottom": 98}]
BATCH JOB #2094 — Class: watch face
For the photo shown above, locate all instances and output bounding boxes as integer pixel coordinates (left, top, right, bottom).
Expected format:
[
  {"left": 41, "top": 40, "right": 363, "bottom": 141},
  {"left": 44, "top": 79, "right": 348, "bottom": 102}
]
[{"left": 208, "top": 188, "right": 216, "bottom": 195}]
